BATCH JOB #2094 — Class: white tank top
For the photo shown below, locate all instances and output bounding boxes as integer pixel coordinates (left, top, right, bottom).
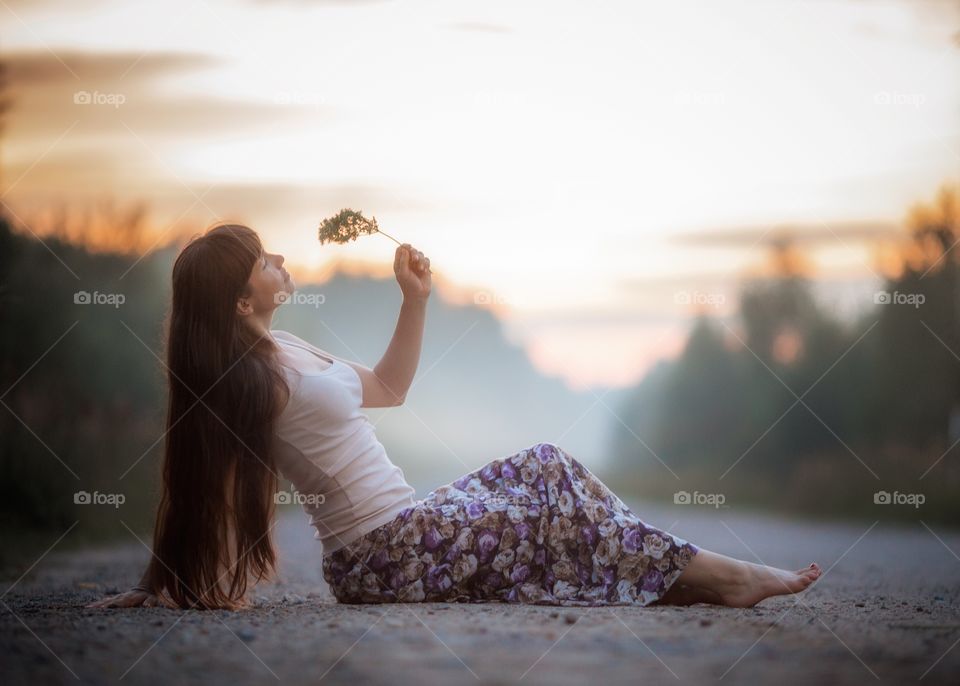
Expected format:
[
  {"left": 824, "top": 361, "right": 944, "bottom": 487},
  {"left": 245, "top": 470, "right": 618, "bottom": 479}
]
[{"left": 269, "top": 329, "right": 417, "bottom": 556}]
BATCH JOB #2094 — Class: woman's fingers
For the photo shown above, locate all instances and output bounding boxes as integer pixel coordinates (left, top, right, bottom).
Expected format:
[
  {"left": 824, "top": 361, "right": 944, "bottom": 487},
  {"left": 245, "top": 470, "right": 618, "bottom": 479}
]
[
  {"left": 86, "top": 590, "right": 157, "bottom": 609},
  {"left": 395, "top": 244, "right": 414, "bottom": 272},
  {"left": 408, "top": 249, "right": 426, "bottom": 271},
  {"left": 394, "top": 244, "right": 430, "bottom": 277},
  {"left": 87, "top": 593, "right": 123, "bottom": 608}
]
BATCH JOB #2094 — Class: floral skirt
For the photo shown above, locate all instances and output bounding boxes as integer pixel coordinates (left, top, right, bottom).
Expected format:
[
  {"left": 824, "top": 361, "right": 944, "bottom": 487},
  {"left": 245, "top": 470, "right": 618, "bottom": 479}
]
[{"left": 321, "top": 442, "right": 699, "bottom": 606}]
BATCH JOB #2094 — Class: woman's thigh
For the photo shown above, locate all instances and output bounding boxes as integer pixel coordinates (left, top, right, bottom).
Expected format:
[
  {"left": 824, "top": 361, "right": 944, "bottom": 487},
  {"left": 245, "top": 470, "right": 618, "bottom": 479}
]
[
  {"left": 321, "top": 442, "right": 698, "bottom": 605},
  {"left": 321, "top": 451, "right": 539, "bottom": 604}
]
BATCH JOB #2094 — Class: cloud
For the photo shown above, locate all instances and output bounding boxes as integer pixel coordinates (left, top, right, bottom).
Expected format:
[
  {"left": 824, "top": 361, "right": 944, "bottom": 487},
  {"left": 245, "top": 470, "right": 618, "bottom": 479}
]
[
  {"left": 0, "top": 52, "right": 334, "bottom": 147},
  {"left": 3, "top": 49, "right": 221, "bottom": 87},
  {"left": 6, "top": 177, "right": 435, "bottom": 237},
  {"left": 193, "top": 181, "right": 433, "bottom": 218},
  {"left": 670, "top": 220, "right": 902, "bottom": 247}
]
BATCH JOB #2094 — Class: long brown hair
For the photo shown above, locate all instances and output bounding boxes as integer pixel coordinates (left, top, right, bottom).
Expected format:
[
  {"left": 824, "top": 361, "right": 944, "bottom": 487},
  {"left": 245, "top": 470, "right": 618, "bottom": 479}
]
[{"left": 147, "top": 223, "right": 290, "bottom": 609}]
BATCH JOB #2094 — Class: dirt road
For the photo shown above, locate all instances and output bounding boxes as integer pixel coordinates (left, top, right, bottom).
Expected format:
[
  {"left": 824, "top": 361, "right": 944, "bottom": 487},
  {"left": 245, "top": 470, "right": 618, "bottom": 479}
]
[{"left": 2, "top": 503, "right": 958, "bottom": 685}]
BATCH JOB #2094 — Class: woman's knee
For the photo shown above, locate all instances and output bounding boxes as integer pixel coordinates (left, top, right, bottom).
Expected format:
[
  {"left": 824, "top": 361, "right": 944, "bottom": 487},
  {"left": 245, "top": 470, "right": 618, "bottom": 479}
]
[{"left": 531, "top": 441, "right": 570, "bottom": 466}]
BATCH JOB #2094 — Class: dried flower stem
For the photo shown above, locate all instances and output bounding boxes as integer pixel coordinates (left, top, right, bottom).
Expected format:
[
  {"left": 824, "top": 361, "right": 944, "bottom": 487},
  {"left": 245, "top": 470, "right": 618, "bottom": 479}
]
[{"left": 376, "top": 228, "right": 402, "bottom": 246}]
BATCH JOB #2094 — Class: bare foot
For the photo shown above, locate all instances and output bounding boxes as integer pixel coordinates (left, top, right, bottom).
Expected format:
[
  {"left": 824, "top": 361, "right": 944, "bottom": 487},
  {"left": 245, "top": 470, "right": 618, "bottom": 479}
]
[
  {"left": 717, "top": 561, "right": 822, "bottom": 608},
  {"left": 654, "top": 583, "right": 724, "bottom": 606}
]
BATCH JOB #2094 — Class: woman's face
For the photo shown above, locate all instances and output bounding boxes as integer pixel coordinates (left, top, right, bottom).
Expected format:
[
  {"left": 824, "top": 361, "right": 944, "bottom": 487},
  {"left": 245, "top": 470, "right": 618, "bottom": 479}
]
[{"left": 239, "top": 247, "right": 295, "bottom": 315}]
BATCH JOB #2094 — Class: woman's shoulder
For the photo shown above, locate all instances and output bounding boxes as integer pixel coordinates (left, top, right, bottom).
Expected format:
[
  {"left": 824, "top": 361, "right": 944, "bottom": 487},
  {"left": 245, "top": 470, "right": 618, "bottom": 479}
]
[
  {"left": 271, "top": 329, "right": 340, "bottom": 366},
  {"left": 271, "top": 329, "right": 319, "bottom": 350}
]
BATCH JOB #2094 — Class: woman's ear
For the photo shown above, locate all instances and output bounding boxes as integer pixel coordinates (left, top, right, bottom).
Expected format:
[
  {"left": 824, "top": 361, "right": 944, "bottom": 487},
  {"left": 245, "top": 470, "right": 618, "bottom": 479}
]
[{"left": 236, "top": 297, "right": 253, "bottom": 316}]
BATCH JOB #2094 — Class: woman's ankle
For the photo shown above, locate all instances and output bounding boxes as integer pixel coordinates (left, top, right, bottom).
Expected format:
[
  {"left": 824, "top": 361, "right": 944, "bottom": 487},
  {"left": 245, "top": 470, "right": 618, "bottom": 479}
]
[{"left": 676, "top": 549, "right": 747, "bottom": 592}]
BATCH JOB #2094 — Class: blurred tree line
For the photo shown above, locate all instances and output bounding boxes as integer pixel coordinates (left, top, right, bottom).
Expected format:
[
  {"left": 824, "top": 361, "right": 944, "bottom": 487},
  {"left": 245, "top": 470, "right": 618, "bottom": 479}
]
[
  {"left": 0, "top": 211, "right": 181, "bottom": 564},
  {"left": 609, "top": 186, "right": 960, "bottom": 523}
]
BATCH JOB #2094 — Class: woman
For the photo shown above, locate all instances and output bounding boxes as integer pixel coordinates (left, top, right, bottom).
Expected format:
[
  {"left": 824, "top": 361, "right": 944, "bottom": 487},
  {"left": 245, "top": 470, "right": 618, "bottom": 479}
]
[{"left": 88, "top": 223, "right": 821, "bottom": 610}]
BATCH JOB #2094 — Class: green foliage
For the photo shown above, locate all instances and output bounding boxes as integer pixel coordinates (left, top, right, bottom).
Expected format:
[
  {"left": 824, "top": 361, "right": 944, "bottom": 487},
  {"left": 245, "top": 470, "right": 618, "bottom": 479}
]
[
  {"left": 610, "top": 187, "right": 960, "bottom": 524},
  {"left": 0, "top": 214, "right": 171, "bottom": 558}
]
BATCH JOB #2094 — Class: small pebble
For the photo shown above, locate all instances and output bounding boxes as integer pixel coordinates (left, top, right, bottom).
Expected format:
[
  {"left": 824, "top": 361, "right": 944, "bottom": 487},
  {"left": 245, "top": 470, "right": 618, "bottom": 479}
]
[
  {"left": 699, "top": 618, "right": 712, "bottom": 627},
  {"left": 564, "top": 614, "right": 577, "bottom": 624}
]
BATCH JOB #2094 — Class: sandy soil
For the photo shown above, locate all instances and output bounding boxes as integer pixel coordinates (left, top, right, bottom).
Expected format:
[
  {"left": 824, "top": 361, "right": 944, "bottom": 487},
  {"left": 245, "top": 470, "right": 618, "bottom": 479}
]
[{"left": 2, "top": 503, "right": 958, "bottom": 685}]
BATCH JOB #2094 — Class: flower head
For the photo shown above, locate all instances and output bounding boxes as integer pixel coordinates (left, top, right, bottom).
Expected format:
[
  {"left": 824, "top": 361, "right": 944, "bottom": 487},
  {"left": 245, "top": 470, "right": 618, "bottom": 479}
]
[{"left": 318, "top": 209, "right": 380, "bottom": 245}]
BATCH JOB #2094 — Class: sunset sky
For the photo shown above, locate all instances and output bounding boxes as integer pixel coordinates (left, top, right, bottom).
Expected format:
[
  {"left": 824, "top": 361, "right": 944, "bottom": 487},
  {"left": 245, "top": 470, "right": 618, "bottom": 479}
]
[{"left": 3, "top": 0, "right": 958, "bottom": 389}]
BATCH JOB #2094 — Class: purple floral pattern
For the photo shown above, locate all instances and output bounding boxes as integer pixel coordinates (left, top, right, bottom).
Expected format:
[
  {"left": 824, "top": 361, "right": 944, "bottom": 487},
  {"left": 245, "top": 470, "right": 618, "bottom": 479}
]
[{"left": 321, "top": 442, "right": 699, "bottom": 606}]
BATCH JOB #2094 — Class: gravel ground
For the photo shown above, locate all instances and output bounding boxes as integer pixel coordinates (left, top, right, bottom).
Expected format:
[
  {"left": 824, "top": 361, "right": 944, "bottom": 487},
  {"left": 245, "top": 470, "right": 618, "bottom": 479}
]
[{"left": 2, "top": 503, "right": 958, "bottom": 685}]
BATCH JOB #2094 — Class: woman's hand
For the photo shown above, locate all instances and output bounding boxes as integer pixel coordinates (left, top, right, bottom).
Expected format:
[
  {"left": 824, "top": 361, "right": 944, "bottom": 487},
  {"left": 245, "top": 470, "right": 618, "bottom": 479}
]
[
  {"left": 86, "top": 588, "right": 176, "bottom": 609},
  {"left": 394, "top": 243, "right": 431, "bottom": 302}
]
